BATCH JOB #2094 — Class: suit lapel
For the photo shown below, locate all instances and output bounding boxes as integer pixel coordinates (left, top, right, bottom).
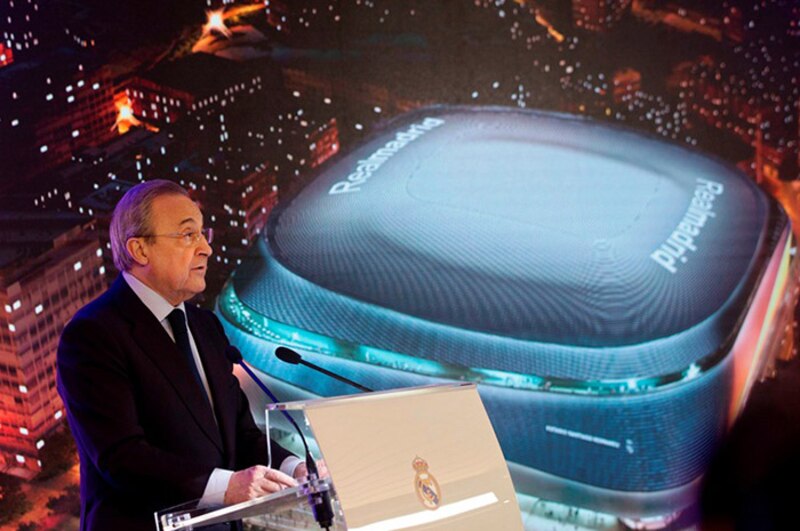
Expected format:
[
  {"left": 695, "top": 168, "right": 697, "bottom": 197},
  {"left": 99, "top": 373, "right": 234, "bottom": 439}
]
[
  {"left": 110, "top": 277, "right": 224, "bottom": 453},
  {"left": 187, "top": 307, "right": 237, "bottom": 462}
]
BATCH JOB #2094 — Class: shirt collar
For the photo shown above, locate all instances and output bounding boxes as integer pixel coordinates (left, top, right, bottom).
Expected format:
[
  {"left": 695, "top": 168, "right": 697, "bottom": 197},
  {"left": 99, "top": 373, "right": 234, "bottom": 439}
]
[{"left": 122, "top": 271, "right": 186, "bottom": 323}]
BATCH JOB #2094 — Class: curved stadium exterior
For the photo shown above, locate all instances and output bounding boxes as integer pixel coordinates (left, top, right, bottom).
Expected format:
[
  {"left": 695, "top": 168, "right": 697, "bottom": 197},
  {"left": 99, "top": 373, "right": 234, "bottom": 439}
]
[{"left": 217, "top": 107, "right": 794, "bottom": 518}]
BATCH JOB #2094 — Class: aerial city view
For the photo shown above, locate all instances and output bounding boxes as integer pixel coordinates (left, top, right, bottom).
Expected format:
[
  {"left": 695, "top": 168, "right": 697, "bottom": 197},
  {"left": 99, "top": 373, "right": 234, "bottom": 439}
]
[{"left": 1, "top": 0, "right": 799, "bottom": 529}]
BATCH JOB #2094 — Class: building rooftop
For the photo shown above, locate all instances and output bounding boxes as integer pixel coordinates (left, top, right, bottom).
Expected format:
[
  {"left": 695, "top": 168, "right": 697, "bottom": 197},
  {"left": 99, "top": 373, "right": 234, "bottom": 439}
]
[
  {"left": 79, "top": 180, "right": 136, "bottom": 213},
  {"left": 0, "top": 211, "right": 93, "bottom": 276},
  {"left": 0, "top": 47, "right": 102, "bottom": 97},
  {"left": 139, "top": 52, "right": 255, "bottom": 97}
]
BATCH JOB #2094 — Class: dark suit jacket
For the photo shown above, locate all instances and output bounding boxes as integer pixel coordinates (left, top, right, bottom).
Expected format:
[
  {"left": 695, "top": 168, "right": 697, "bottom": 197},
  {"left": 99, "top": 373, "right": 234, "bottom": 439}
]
[{"left": 57, "top": 275, "right": 293, "bottom": 530}]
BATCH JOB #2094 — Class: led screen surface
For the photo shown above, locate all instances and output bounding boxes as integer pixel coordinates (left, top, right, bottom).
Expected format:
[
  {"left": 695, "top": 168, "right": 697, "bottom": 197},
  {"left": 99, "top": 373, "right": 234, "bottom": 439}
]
[
  {"left": 219, "top": 107, "right": 791, "bottom": 517},
  {"left": 4, "top": 0, "right": 800, "bottom": 528},
  {"left": 232, "top": 107, "right": 775, "bottom": 380}
]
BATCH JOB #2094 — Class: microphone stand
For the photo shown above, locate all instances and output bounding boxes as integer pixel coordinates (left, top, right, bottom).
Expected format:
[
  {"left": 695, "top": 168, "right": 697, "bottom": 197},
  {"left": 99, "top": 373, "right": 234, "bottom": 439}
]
[
  {"left": 226, "top": 346, "right": 335, "bottom": 530},
  {"left": 274, "top": 347, "right": 373, "bottom": 393}
]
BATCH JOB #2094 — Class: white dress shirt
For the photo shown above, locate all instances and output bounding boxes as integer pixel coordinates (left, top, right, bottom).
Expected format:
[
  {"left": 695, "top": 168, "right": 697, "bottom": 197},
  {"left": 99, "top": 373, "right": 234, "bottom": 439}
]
[{"left": 122, "top": 272, "right": 301, "bottom": 506}]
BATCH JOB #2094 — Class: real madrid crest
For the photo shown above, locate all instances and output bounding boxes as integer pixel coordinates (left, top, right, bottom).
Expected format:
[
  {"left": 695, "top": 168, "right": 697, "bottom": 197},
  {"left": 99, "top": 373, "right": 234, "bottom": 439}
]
[{"left": 412, "top": 456, "right": 442, "bottom": 510}]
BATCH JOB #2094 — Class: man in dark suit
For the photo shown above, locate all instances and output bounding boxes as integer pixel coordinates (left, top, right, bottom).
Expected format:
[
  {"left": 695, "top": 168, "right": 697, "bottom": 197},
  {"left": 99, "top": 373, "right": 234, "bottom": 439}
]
[{"left": 57, "top": 180, "right": 305, "bottom": 530}]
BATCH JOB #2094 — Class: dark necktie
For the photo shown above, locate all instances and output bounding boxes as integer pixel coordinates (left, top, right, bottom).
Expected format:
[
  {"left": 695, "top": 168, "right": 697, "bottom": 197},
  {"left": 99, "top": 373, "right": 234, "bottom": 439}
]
[{"left": 167, "top": 308, "right": 209, "bottom": 403}]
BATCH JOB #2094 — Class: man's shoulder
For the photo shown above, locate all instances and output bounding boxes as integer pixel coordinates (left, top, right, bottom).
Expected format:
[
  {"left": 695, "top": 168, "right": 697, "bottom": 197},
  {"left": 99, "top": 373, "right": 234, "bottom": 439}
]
[
  {"left": 64, "top": 278, "right": 131, "bottom": 334},
  {"left": 186, "top": 303, "right": 221, "bottom": 325},
  {"left": 58, "top": 282, "right": 129, "bottom": 365},
  {"left": 186, "top": 302, "right": 217, "bottom": 321}
]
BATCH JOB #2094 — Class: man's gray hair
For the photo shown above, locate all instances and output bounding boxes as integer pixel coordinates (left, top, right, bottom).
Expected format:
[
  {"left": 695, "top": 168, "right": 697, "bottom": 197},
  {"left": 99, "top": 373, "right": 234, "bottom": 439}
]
[{"left": 109, "top": 180, "right": 189, "bottom": 272}]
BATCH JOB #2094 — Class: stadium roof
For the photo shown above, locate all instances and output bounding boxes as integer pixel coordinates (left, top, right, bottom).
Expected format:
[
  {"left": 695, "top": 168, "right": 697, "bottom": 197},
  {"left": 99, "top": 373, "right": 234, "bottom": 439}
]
[{"left": 227, "top": 106, "right": 782, "bottom": 381}]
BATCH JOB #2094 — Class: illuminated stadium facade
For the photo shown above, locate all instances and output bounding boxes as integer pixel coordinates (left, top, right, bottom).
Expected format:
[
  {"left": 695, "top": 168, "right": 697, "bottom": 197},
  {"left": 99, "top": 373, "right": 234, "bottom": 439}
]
[{"left": 217, "top": 107, "right": 796, "bottom": 519}]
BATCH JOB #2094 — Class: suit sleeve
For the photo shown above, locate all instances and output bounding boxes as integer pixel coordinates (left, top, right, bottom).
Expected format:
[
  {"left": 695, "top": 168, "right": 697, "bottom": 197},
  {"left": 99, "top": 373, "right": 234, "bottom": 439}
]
[{"left": 57, "top": 314, "right": 214, "bottom": 502}]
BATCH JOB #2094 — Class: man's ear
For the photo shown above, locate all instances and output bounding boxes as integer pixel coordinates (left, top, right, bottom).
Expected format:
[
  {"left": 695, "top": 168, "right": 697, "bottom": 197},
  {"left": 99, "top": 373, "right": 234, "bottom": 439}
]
[{"left": 125, "top": 238, "right": 149, "bottom": 266}]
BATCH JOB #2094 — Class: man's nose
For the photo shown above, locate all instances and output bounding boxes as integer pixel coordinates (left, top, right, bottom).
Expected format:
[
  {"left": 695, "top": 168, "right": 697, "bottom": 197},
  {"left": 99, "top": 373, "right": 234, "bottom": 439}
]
[{"left": 198, "top": 234, "right": 213, "bottom": 256}]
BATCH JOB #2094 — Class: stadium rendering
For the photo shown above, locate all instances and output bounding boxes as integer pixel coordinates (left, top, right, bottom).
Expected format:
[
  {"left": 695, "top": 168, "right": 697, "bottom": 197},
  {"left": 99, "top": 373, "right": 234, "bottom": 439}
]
[{"left": 217, "top": 107, "right": 796, "bottom": 521}]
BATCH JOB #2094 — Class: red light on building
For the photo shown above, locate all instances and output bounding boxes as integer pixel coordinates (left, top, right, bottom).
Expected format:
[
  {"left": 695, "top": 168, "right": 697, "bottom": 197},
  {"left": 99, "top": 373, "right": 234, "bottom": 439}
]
[
  {"left": 0, "top": 43, "right": 13, "bottom": 68},
  {"left": 723, "top": 6, "right": 745, "bottom": 43},
  {"left": 309, "top": 118, "right": 340, "bottom": 169},
  {"left": 113, "top": 92, "right": 143, "bottom": 134},
  {"left": 203, "top": 9, "right": 232, "bottom": 39},
  {"left": 126, "top": 79, "right": 191, "bottom": 128},
  {"left": 572, "top": 0, "right": 632, "bottom": 32},
  {"left": 612, "top": 67, "right": 641, "bottom": 103}
]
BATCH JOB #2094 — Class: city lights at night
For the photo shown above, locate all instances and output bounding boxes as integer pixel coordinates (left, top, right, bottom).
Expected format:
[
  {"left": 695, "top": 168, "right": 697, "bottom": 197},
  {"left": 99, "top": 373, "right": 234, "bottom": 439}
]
[
  {"left": 113, "top": 97, "right": 142, "bottom": 134},
  {"left": 203, "top": 9, "right": 233, "bottom": 39},
  {"left": 1, "top": 0, "right": 800, "bottom": 529}
]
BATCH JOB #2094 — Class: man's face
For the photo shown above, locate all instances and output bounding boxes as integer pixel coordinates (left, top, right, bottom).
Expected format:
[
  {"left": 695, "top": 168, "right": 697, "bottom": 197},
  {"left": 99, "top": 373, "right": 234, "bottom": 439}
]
[{"left": 138, "top": 194, "right": 212, "bottom": 305}]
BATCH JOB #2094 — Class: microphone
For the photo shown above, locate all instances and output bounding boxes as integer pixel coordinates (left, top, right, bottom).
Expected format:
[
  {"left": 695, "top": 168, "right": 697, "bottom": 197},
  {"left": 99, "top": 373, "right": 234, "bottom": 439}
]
[
  {"left": 274, "top": 347, "right": 373, "bottom": 393},
  {"left": 225, "top": 346, "right": 334, "bottom": 530}
]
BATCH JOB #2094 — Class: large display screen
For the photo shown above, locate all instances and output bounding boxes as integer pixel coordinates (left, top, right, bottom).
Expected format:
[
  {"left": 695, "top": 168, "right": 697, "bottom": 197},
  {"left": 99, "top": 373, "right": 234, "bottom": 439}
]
[
  {"left": 4, "top": 1, "right": 799, "bottom": 528},
  {"left": 219, "top": 107, "right": 796, "bottom": 523}
]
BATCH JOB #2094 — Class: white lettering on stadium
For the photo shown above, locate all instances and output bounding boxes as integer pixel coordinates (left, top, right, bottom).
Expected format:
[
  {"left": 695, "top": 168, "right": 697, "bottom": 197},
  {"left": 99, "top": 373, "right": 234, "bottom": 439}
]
[
  {"left": 328, "top": 117, "right": 445, "bottom": 195},
  {"left": 650, "top": 178, "right": 724, "bottom": 274}
]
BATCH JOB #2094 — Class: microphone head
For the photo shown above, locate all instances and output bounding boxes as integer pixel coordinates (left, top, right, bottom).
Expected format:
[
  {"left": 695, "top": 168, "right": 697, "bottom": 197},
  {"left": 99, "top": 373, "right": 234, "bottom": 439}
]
[
  {"left": 225, "top": 345, "right": 244, "bottom": 363},
  {"left": 275, "top": 346, "right": 302, "bottom": 365}
]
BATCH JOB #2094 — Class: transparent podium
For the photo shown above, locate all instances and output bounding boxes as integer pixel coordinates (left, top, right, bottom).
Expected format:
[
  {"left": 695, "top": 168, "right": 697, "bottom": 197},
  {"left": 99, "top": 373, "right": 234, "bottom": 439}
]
[
  {"left": 155, "top": 475, "right": 338, "bottom": 530},
  {"left": 156, "top": 383, "right": 523, "bottom": 530}
]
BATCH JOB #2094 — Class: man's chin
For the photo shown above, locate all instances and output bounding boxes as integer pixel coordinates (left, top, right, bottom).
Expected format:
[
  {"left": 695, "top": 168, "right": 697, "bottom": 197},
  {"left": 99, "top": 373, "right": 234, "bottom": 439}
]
[{"left": 186, "top": 277, "right": 207, "bottom": 297}]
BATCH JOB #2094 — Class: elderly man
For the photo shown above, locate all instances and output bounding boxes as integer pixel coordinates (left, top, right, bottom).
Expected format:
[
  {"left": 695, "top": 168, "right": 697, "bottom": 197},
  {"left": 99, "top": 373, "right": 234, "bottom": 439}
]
[{"left": 57, "top": 180, "right": 304, "bottom": 530}]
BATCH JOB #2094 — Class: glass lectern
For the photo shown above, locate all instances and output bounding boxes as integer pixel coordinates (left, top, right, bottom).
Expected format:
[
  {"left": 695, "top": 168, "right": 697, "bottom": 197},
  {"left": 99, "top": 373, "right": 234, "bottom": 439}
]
[
  {"left": 156, "top": 383, "right": 523, "bottom": 530},
  {"left": 155, "top": 474, "right": 339, "bottom": 530}
]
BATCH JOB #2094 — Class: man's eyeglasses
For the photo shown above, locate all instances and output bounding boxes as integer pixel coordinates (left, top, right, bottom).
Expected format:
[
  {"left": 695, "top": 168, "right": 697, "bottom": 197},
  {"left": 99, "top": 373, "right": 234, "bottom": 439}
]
[{"left": 135, "top": 228, "right": 214, "bottom": 246}]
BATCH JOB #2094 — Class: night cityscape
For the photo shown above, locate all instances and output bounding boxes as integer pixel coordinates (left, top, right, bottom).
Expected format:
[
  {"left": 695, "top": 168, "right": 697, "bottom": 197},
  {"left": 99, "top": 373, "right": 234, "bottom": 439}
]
[{"left": 1, "top": 0, "right": 799, "bottom": 529}]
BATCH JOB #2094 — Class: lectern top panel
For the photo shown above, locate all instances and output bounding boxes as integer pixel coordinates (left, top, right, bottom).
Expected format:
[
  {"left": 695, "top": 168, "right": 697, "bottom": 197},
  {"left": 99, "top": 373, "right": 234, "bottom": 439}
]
[
  {"left": 302, "top": 383, "right": 523, "bottom": 530},
  {"left": 267, "top": 382, "right": 474, "bottom": 411}
]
